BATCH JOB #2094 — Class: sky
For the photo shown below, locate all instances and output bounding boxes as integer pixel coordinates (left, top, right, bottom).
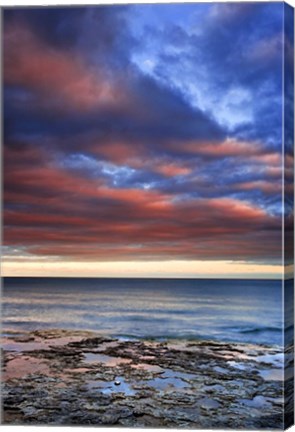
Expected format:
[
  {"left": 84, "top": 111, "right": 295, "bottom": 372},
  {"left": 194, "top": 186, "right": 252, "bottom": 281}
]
[{"left": 2, "top": 2, "right": 293, "bottom": 278}]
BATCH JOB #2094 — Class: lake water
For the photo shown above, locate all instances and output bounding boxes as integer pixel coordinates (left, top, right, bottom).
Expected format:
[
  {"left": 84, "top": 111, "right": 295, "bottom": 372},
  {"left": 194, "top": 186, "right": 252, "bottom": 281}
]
[{"left": 2, "top": 277, "right": 283, "bottom": 346}]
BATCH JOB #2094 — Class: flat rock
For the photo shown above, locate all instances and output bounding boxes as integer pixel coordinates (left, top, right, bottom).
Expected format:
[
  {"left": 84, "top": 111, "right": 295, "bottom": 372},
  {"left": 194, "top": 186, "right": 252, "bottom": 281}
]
[{"left": 2, "top": 330, "right": 284, "bottom": 428}]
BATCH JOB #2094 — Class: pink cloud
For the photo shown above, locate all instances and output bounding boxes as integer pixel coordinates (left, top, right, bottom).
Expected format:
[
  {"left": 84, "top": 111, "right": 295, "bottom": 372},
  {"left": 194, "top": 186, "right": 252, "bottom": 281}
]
[
  {"left": 4, "top": 23, "right": 130, "bottom": 112},
  {"left": 234, "top": 180, "right": 281, "bottom": 194},
  {"left": 153, "top": 163, "right": 192, "bottom": 177},
  {"left": 177, "top": 138, "right": 280, "bottom": 161}
]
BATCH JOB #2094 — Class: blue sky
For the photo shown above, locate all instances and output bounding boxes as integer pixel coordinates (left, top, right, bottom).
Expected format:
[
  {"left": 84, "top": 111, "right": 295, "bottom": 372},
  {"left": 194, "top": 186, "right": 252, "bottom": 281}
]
[{"left": 3, "top": 2, "right": 293, "bottom": 276}]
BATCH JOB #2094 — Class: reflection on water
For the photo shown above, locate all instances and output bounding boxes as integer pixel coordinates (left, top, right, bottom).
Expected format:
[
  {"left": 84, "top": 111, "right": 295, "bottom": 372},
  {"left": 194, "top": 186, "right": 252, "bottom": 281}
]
[
  {"left": 83, "top": 353, "right": 132, "bottom": 367},
  {"left": 142, "top": 368, "right": 196, "bottom": 392},
  {"left": 3, "top": 277, "right": 282, "bottom": 346},
  {"left": 239, "top": 395, "right": 272, "bottom": 408},
  {"left": 87, "top": 377, "right": 136, "bottom": 396},
  {"left": 3, "top": 356, "right": 51, "bottom": 380},
  {"left": 259, "top": 368, "right": 283, "bottom": 381}
]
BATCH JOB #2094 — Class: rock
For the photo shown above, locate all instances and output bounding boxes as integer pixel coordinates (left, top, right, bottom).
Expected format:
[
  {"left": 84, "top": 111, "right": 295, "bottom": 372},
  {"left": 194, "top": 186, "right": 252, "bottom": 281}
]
[
  {"left": 2, "top": 330, "right": 284, "bottom": 428},
  {"left": 13, "top": 336, "right": 35, "bottom": 343},
  {"left": 101, "top": 408, "right": 133, "bottom": 424}
]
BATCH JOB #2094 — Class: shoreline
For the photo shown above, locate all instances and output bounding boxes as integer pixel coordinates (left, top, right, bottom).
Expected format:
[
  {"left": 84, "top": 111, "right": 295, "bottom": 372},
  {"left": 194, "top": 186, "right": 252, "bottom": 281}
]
[
  {"left": 1, "top": 328, "right": 286, "bottom": 428},
  {"left": 1, "top": 326, "right": 283, "bottom": 349}
]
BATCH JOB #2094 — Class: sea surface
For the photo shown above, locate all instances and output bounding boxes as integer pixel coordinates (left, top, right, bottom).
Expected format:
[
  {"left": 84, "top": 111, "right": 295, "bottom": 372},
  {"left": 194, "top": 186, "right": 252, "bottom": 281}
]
[{"left": 2, "top": 277, "right": 284, "bottom": 347}]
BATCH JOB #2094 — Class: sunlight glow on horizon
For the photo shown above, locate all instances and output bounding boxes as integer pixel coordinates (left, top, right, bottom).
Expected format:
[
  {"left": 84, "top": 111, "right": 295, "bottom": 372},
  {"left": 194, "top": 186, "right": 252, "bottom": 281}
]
[{"left": 2, "top": 259, "right": 283, "bottom": 279}]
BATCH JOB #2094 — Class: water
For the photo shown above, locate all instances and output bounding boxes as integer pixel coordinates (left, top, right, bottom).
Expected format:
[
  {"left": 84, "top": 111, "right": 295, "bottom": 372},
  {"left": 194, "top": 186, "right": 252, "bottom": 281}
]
[{"left": 2, "top": 277, "right": 283, "bottom": 346}]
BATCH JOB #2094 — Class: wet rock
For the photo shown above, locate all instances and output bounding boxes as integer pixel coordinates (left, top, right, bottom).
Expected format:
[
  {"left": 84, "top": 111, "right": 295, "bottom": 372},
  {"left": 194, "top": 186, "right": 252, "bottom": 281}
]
[
  {"left": 3, "top": 396, "right": 25, "bottom": 407},
  {"left": 2, "top": 330, "right": 284, "bottom": 428},
  {"left": 101, "top": 407, "right": 133, "bottom": 424},
  {"left": 13, "top": 336, "right": 35, "bottom": 343},
  {"left": 68, "top": 336, "right": 114, "bottom": 348}
]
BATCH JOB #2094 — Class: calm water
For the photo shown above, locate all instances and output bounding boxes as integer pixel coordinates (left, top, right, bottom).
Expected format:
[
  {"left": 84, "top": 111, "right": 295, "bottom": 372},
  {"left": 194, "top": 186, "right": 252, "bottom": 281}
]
[{"left": 2, "top": 278, "right": 283, "bottom": 346}]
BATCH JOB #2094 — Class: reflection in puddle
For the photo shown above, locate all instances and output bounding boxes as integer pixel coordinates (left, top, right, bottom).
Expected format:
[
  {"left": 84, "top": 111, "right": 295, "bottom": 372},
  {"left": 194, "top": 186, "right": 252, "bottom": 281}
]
[
  {"left": 203, "top": 384, "right": 225, "bottom": 393},
  {"left": 146, "top": 376, "right": 187, "bottom": 391},
  {"left": 254, "top": 353, "right": 283, "bottom": 367},
  {"left": 227, "top": 361, "right": 248, "bottom": 371},
  {"left": 83, "top": 353, "right": 132, "bottom": 366},
  {"left": 199, "top": 397, "right": 220, "bottom": 410},
  {"left": 239, "top": 395, "right": 272, "bottom": 408},
  {"left": 2, "top": 339, "right": 48, "bottom": 352},
  {"left": 87, "top": 376, "right": 136, "bottom": 396},
  {"left": 132, "top": 363, "right": 164, "bottom": 373},
  {"left": 86, "top": 367, "right": 196, "bottom": 396},
  {"left": 213, "top": 366, "right": 228, "bottom": 374},
  {"left": 259, "top": 368, "right": 283, "bottom": 381},
  {"left": 4, "top": 356, "right": 50, "bottom": 380},
  {"left": 2, "top": 336, "right": 86, "bottom": 353},
  {"left": 162, "top": 369, "right": 196, "bottom": 381},
  {"left": 143, "top": 368, "right": 196, "bottom": 392}
]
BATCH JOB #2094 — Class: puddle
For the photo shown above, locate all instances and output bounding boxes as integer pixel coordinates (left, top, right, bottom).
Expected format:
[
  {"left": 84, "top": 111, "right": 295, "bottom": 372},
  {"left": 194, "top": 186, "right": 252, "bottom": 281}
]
[
  {"left": 87, "top": 376, "right": 136, "bottom": 396},
  {"left": 227, "top": 361, "right": 249, "bottom": 371},
  {"left": 254, "top": 353, "right": 283, "bottom": 368},
  {"left": 142, "top": 368, "right": 195, "bottom": 392},
  {"left": 213, "top": 366, "right": 229, "bottom": 374},
  {"left": 239, "top": 395, "right": 272, "bottom": 408},
  {"left": 203, "top": 384, "right": 225, "bottom": 393},
  {"left": 259, "top": 368, "right": 283, "bottom": 381},
  {"left": 4, "top": 356, "right": 50, "bottom": 380},
  {"left": 2, "top": 339, "right": 47, "bottom": 352},
  {"left": 199, "top": 364, "right": 210, "bottom": 370},
  {"left": 162, "top": 369, "right": 196, "bottom": 381},
  {"left": 87, "top": 367, "right": 196, "bottom": 395},
  {"left": 199, "top": 397, "right": 220, "bottom": 410},
  {"left": 2, "top": 336, "right": 86, "bottom": 353},
  {"left": 83, "top": 353, "right": 132, "bottom": 366},
  {"left": 132, "top": 363, "right": 164, "bottom": 373},
  {"left": 145, "top": 376, "right": 188, "bottom": 391}
]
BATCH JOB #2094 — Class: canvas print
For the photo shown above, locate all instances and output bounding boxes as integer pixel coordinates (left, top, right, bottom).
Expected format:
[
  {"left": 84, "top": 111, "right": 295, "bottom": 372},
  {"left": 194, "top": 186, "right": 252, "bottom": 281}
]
[{"left": 1, "top": 1, "right": 294, "bottom": 429}]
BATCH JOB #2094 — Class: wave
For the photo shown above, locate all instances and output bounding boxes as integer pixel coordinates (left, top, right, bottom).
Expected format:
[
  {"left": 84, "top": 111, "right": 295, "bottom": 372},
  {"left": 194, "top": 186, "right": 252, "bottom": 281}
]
[
  {"left": 225, "top": 325, "right": 282, "bottom": 335},
  {"left": 113, "top": 333, "right": 205, "bottom": 341}
]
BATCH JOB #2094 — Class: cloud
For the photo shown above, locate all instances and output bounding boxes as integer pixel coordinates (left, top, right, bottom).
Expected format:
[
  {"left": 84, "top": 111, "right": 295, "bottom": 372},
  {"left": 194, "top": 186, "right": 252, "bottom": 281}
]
[
  {"left": 133, "top": 2, "right": 283, "bottom": 146},
  {"left": 4, "top": 22, "right": 131, "bottom": 113},
  {"left": 3, "top": 4, "right": 285, "bottom": 270},
  {"left": 4, "top": 144, "right": 281, "bottom": 262}
]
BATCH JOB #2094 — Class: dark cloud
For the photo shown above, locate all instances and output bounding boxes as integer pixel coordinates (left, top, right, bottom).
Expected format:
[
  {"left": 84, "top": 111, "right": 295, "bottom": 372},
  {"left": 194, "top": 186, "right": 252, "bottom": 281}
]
[
  {"left": 4, "top": 7, "right": 85, "bottom": 48},
  {"left": 3, "top": 3, "right": 286, "bottom": 264}
]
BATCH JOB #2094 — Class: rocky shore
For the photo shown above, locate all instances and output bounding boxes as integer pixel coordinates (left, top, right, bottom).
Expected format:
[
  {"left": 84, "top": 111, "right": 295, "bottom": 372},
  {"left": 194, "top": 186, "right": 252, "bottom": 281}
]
[{"left": 1, "top": 329, "right": 285, "bottom": 428}]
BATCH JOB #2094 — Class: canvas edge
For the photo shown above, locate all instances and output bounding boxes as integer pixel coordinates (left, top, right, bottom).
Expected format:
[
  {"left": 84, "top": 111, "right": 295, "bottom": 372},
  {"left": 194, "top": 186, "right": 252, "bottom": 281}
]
[{"left": 283, "top": 1, "right": 294, "bottom": 430}]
